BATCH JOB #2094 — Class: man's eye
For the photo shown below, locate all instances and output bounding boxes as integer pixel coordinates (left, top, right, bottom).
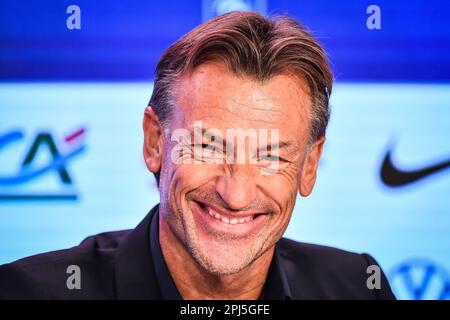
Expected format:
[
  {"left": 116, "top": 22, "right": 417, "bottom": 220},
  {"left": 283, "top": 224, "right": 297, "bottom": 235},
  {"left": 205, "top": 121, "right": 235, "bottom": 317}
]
[
  {"left": 192, "top": 144, "right": 211, "bottom": 149},
  {"left": 260, "top": 155, "right": 286, "bottom": 162}
]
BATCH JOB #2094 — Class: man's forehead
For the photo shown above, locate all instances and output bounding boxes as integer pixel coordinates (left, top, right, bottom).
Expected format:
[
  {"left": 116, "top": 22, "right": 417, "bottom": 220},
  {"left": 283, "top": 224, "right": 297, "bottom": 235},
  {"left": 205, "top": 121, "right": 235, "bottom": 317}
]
[{"left": 175, "top": 62, "right": 311, "bottom": 117}]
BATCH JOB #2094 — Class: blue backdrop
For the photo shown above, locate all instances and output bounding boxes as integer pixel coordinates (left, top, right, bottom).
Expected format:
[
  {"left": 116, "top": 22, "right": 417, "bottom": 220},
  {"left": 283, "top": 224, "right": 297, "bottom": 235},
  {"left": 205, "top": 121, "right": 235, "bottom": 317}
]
[{"left": 1, "top": 0, "right": 449, "bottom": 300}]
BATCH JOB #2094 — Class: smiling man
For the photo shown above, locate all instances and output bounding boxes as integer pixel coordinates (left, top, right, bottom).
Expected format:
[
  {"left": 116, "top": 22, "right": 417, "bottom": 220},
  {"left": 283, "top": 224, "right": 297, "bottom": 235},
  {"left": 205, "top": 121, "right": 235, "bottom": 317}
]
[{"left": 0, "top": 11, "right": 395, "bottom": 300}]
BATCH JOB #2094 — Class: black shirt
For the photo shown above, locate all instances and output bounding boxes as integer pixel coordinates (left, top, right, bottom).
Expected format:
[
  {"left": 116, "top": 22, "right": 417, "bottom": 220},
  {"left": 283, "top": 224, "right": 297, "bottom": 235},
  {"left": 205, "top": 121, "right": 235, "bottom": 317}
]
[{"left": 0, "top": 204, "right": 396, "bottom": 299}]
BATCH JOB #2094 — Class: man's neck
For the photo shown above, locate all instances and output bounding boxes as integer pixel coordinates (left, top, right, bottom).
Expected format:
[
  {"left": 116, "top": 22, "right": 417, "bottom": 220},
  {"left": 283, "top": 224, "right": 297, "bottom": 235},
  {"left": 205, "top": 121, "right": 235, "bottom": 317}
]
[{"left": 159, "top": 215, "right": 274, "bottom": 300}]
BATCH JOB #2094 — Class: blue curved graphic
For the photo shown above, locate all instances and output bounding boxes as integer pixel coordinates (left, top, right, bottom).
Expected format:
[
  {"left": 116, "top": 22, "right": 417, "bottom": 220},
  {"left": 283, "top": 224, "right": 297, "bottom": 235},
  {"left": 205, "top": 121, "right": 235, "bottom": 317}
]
[
  {"left": 0, "top": 147, "right": 85, "bottom": 185},
  {"left": 0, "top": 130, "right": 85, "bottom": 185},
  {"left": 0, "top": 130, "right": 24, "bottom": 147}
]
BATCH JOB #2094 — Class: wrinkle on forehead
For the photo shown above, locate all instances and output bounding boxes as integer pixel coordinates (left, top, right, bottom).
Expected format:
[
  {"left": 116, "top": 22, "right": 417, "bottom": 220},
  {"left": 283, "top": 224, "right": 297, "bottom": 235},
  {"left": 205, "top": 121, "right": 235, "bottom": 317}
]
[
  {"left": 173, "top": 62, "right": 311, "bottom": 140},
  {"left": 224, "top": 96, "right": 282, "bottom": 122}
]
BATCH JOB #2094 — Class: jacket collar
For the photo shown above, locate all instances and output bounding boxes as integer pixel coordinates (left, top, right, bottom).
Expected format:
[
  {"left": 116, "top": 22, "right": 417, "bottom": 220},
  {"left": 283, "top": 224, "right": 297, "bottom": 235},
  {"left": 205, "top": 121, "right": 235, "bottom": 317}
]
[
  {"left": 114, "top": 205, "right": 161, "bottom": 299},
  {"left": 148, "top": 207, "right": 183, "bottom": 300}
]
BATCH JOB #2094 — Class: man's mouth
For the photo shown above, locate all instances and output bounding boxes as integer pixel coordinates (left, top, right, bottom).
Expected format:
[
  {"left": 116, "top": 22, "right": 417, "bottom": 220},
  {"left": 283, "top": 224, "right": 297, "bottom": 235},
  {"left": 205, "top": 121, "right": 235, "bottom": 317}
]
[
  {"left": 194, "top": 200, "right": 266, "bottom": 226},
  {"left": 206, "top": 207, "right": 254, "bottom": 225}
]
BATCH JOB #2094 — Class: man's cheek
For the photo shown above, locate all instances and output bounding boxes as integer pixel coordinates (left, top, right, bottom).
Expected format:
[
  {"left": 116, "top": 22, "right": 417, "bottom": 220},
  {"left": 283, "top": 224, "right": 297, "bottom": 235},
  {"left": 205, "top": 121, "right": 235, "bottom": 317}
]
[
  {"left": 170, "top": 164, "right": 215, "bottom": 194},
  {"left": 264, "top": 175, "right": 298, "bottom": 217},
  {"left": 265, "top": 167, "right": 299, "bottom": 195}
]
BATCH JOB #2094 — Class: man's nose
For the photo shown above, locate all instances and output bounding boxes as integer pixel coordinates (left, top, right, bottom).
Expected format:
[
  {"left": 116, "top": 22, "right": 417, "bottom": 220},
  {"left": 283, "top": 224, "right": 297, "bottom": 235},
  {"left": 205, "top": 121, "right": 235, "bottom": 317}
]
[{"left": 216, "top": 166, "right": 257, "bottom": 211}]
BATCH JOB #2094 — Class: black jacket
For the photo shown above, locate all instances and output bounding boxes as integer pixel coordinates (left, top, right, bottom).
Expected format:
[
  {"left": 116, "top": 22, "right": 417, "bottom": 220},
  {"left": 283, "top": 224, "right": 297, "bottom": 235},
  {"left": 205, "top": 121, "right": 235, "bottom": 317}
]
[{"left": 0, "top": 205, "right": 395, "bottom": 299}]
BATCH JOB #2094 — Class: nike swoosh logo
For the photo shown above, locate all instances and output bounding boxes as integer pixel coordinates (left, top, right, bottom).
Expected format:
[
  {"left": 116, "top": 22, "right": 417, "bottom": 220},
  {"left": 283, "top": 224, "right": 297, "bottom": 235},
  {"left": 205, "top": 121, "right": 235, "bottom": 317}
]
[{"left": 380, "top": 148, "right": 450, "bottom": 187}]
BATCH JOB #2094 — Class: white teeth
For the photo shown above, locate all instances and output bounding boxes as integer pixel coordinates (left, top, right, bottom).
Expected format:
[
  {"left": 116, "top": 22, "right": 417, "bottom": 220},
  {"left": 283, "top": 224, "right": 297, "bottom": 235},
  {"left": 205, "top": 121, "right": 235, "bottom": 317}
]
[{"left": 206, "top": 208, "right": 254, "bottom": 225}]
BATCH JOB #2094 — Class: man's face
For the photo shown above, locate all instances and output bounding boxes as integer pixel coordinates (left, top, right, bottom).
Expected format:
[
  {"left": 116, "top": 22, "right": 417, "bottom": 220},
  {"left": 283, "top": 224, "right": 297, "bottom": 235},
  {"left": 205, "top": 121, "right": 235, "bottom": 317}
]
[{"left": 150, "top": 62, "right": 322, "bottom": 275}]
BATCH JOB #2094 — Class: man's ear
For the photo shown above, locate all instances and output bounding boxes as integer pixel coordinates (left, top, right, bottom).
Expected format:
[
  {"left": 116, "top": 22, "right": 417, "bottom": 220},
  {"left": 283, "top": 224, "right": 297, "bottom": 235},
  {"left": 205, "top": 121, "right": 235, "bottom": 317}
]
[
  {"left": 143, "top": 106, "right": 163, "bottom": 174},
  {"left": 299, "top": 136, "right": 325, "bottom": 197}
]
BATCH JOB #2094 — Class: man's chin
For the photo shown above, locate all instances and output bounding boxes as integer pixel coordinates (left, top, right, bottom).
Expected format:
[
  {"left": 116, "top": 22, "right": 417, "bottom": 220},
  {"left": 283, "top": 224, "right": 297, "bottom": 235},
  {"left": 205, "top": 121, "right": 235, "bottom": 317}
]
[
  {"left": 192, "top": 253, "right": 254, "bottom": 276},
  {"left": 188, "top": 238, "right": 263, "bottom": 276}
]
